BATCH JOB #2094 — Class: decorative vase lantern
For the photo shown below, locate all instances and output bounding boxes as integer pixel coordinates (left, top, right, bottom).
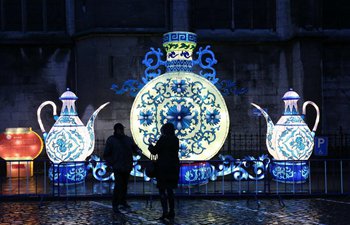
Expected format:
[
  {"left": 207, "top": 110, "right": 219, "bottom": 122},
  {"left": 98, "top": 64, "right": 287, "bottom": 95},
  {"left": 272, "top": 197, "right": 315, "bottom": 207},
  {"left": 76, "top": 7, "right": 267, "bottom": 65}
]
[
  {"left": 251, "top": 89, "right": 320, "bottom": 183},
  {"left": 269, "top": 160, "right": 309, "bottom": 183},
  {"left": 0, "top": 127, "right": 43, "bottom": 177},
  {"left": 37, "top": 88, "right": 109, "bottom": 184},
  {"left": 130, "top": 31, "right": 230, "bottom": 186},
  {"left": 178, "top": 162, "right": 212, "bottom": 186},
  {"left": 48, "top": 162, "right": 87, "bottom": 185}
]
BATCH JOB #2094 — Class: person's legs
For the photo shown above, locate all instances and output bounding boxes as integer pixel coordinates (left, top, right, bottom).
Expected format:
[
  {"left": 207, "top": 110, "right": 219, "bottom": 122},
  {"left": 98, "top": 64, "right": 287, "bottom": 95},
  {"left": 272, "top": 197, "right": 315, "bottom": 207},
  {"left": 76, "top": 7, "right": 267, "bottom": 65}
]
[
  {"left": 120, "top": 171, "right": 131, "bottom": 208},
  {"left": 167, "top": 188, "right": 175, "bottom": 218},
  {"left": 112, "top": 169, "right": 121, "bottom": 212},
  {"left": 112, "top": 170, "right": 131, "bottom": 212},
  {"left": 158, "top": 188, "right": 168, "bottom": 218}
]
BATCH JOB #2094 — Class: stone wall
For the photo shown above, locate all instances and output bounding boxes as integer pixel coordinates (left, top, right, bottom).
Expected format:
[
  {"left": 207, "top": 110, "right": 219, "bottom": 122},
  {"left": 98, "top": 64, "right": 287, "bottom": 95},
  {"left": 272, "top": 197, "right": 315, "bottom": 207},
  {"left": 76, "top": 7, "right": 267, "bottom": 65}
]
[
  {"left": 0, "top": 0, "right": 350, "bottom": 151},
  {"left": 73, "top": 35, "right": 335, "bottom": 141},
  {"left": 0, "top": 39, "right": 348, "bottom": 145},
  {"left": 0, "top": 47, "right": 73, "bottom": 136},
  {"left": 323, "top": 45, "right": 350, "bottom": 133}
]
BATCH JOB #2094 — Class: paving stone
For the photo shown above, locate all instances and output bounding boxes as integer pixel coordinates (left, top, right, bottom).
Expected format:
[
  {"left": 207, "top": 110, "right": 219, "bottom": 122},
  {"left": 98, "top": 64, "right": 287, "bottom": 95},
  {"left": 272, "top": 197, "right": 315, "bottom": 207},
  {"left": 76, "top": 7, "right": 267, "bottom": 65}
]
[{"left": 0, "top": 198, "right": 350, "bottom": 224}]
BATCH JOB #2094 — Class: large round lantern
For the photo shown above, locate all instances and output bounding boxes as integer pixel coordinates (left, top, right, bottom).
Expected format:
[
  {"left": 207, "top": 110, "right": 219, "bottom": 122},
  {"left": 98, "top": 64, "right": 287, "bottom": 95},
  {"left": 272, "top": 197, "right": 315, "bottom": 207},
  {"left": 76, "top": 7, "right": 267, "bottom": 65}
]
[
  {"left": 130, "top": 32, "right": 230, "bottom": 186},
  {"left": 0, "top": 127, "right": 43, "bottom": 177},
  {"left": 130, "top": 32, "right": 229, "bottom": 161}
]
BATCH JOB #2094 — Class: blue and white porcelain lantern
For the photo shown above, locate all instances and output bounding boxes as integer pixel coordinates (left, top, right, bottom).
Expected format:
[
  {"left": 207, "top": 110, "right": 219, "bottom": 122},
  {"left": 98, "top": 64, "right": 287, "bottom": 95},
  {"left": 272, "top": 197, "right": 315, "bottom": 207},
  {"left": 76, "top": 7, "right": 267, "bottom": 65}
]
[
  {"left": 251, "top": 89, "right": 320, "bottom": 183},
  {"left": 130, "top": 32, "right": 230, "bottom": 186},
  {"left": 179, "top": 162, "right": 212, "bottom": 186},
  {"left": 270, "top": 161, "right": 309, "bottom": 183},
  {"left": 37, "top": 89, "right": 109, "bottom": 184},
  {"left": 48, "top": 162, "right": 87, "bottom": 185}
]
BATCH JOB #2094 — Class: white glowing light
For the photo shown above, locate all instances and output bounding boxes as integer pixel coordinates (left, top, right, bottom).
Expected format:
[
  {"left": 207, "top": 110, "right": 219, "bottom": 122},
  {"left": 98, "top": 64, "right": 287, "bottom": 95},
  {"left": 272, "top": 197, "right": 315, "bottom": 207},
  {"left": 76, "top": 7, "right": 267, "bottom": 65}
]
[
  {"left": 130, "top": 72, "right": 230, "bottom": 161},
  {"left": 37, "top": 89, "right": 109, "bottom": 163},
  {"left": 252, "top": 89, "right": 320, "bottom": 160}
]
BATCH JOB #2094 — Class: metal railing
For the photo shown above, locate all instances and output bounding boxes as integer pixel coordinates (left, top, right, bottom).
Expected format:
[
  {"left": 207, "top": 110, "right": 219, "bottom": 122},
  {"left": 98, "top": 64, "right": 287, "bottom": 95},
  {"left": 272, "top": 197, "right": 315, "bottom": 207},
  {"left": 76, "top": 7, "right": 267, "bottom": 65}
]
[
  {"left": 93, "top": 130, "right": 350, "bottom": 158},
  {"left": 1, "top": 158, "right": 350, "bottom": 198}
]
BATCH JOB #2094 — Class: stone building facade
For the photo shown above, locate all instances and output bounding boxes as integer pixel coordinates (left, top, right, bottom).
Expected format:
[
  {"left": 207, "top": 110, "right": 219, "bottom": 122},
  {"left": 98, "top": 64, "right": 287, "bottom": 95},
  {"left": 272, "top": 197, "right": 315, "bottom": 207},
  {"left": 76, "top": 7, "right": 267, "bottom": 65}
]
[{"left": 0, "top": 0, "right": 349, "bottom": 154}]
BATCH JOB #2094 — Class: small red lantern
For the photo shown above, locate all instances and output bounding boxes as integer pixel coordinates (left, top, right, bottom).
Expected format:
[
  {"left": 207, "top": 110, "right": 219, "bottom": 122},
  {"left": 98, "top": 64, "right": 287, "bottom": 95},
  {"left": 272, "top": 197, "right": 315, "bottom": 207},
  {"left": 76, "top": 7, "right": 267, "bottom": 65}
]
[{"left": 0, "top": 127, "right": 43, "bottom": 177}]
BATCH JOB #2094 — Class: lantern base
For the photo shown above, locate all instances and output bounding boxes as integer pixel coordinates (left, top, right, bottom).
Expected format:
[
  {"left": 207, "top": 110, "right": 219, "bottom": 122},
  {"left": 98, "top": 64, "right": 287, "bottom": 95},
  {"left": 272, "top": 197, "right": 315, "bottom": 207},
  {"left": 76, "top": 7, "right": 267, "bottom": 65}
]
[
  {"left": 270, "top": 161, "right": 309, "bottom": 183},
  {"left": 6, "top": 161, "right": 33, "bottom": 178},
  {"left": 49, "top": 162, "right": 87, "bottom": 185},
  {"left": 178, "top": 162, "right": 212, "bottom": 187}
]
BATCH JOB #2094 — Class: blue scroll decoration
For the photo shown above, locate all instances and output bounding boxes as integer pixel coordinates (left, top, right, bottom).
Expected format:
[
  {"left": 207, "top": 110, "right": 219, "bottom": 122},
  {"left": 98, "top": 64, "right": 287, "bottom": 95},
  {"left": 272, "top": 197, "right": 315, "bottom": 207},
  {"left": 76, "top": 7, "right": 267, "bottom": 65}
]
[
  {"left": 87, "top": 155, "right": 114, "bottom": 181},
  {"left": 111, "top": 80, "right": 144, "bottom": 97},
  {"left": 88, "top": 154, "right": 270, "bottom": 185},
  {"left": 141, "top": 47, "right": 167, "bottom": 83},
  {"left": 111, "top": 45, "right": 247, "bottom": 97},
  {"left": 192, "top": 46, "right": 218, "bottom": 84},
  {"left": 111, "top": 47, "right": 166, "bottom": 97},
  {"left": 214, "top": 154, "right": 270, "bottom": 181},
  {"left": 215, "top": 80, "right": 248, "bottom": 96},
  {"left": 87, "top": 155, "right": 145, "bottom": 181}
]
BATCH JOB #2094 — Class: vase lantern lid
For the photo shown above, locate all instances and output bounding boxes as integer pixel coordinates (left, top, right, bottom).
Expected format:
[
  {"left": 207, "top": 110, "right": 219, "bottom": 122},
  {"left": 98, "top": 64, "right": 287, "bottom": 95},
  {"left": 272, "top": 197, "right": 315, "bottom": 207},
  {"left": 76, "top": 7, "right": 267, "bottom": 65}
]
[
  {"left": 282, "top": 88, "right": 300, "bottom": 115},
  {"left": 59, "top": 88, "right": 78, "bottom": 116},
  {"left": 59, "top": 88, "right": 78, "bottom": 100},
  {"left": 282, "top": 88, "right": 300, "bottom": 100}
]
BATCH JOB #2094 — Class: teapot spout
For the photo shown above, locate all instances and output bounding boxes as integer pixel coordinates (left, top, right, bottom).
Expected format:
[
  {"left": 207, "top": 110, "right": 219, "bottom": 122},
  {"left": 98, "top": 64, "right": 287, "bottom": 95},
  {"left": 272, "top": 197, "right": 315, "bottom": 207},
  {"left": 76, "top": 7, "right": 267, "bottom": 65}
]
[
  {"left": 251, "top": 103, "right": 277, "bottom": 159},
  {"left": 85, "top": 102, "right": 110, "bottom": 156}
]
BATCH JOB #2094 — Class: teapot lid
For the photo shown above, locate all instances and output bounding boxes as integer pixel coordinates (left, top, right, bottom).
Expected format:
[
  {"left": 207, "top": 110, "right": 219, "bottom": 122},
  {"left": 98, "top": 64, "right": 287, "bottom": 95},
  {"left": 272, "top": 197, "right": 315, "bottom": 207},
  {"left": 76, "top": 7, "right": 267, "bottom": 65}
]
[
  {"left": 282, "top": 88, "right": 300, "bottom": 101},
  {"left": 59, "top": 88, "right": 78, "bottom": 100}
]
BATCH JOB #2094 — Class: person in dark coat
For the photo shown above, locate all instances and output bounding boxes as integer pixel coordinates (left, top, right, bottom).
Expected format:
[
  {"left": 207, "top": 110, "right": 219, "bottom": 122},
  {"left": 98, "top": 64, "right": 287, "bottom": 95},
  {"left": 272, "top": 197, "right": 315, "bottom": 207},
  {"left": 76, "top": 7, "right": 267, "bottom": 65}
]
[
  {"left": 148, "top": 123, "right": 180, "bottom": 220},
  {"left": 103, "top": 123, "right": 140, "bottom": 213}
]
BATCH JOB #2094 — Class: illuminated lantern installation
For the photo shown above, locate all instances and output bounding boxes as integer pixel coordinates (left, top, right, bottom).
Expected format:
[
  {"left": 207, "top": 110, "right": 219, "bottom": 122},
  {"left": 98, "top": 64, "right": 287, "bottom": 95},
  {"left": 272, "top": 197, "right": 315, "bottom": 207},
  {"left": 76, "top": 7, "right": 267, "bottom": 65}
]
[
  {"left": 130, "top": 32, "right": 230, "bottom": 186},
  {"left": 37, "top": 89, "right": 109, "bottom": 184},
  {"left": 251, "top": 89, "right": 320, "bottom": 183},
  {"left": 0, "top": 127, "right": 43, "bottom": 177}
]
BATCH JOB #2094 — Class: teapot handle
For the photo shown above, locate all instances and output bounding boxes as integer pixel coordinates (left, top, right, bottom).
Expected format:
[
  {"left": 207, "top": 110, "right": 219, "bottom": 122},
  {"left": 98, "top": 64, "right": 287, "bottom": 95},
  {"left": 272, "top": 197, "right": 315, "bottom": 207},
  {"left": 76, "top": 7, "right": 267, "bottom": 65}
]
[
  {"left": 302, "top": 101, "right": 320, "bottom": 132},
  {"left": 37, "top": 101, "right": 58, "bottom": 138}
]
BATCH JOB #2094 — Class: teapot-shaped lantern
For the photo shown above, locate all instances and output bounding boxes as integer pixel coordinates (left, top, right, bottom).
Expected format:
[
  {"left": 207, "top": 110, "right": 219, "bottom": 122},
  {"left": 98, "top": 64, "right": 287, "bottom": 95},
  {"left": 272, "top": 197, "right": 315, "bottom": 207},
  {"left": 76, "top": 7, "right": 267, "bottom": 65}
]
[
  {"left": 37, "top": 89, "right": 109, "bottom": 163},
  {"left": 251, "top": 89, "right": 320, "bottom": 160}
]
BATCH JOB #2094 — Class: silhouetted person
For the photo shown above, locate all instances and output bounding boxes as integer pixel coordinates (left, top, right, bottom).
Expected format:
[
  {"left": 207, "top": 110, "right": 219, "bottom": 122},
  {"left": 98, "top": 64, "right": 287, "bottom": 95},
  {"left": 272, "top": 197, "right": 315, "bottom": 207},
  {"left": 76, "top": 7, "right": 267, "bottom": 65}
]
[
  {"left": 149, "top": 123, "right": 180, "bottom": 220},
  {"left": 0, "top": 157, "right": 5, "bottom": 180},
  {"left": 103, "top": 123, "right": 140, "bottom": 213}
]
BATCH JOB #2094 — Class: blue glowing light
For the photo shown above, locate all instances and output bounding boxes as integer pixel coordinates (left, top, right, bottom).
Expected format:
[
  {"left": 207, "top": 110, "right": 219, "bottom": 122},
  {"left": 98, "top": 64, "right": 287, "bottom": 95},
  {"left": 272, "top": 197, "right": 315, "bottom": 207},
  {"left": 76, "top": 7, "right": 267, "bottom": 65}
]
[
  {"left": 111, "top": 32, "right": 248, "bottom": 97},
  {"left": 270, "top": 160, "right": 309, "bottom": 183},
  {"left": 49, "top": 162, "right": 87, "bottom": 185},
  {"left": 166, "top": 104, "right": 194, "bottom": 130},
  {"left": 205, "top": 109, "right": 221, "bottom": 125},
  {"left": 171, "top": 79, "right": 188, "bottom": 94},
  {"left": 87, "top": 154, "right": 271, "bottom": 187},
  {"left": 138, "top": 110, "right": 153, "bottom": 126}
]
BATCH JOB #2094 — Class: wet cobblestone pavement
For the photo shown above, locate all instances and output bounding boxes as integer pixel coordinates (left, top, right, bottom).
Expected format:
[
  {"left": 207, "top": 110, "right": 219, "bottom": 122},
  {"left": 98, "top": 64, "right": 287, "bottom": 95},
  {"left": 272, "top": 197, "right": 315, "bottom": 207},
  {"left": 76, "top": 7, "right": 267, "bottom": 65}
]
[{"left": 1, "top": 197, "right": 350, "bottom": 224}]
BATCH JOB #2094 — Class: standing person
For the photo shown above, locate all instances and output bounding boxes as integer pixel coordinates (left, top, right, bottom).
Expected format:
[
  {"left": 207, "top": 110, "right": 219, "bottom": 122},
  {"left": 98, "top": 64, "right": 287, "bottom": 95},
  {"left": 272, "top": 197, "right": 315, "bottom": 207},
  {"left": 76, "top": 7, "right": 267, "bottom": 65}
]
[
  {"left": 103, "top": 123, "right": 140, "bottom": 213},
  {"left": 148, "top": 123, "right": 180, "bottom": 220}
]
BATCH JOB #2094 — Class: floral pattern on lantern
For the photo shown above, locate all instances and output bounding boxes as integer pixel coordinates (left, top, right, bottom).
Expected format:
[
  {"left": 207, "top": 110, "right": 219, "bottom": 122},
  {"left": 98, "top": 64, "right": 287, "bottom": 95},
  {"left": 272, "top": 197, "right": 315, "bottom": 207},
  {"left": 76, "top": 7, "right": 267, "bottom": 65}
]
[
  {"left": 130, "top": 32, "right": 229, "bottom": 161},
  {"left": 130, "top": 73, "right": 229, "bottom": 161},
  {"left": 252, "top": 89, "right": 320, "bottom": 183}
]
